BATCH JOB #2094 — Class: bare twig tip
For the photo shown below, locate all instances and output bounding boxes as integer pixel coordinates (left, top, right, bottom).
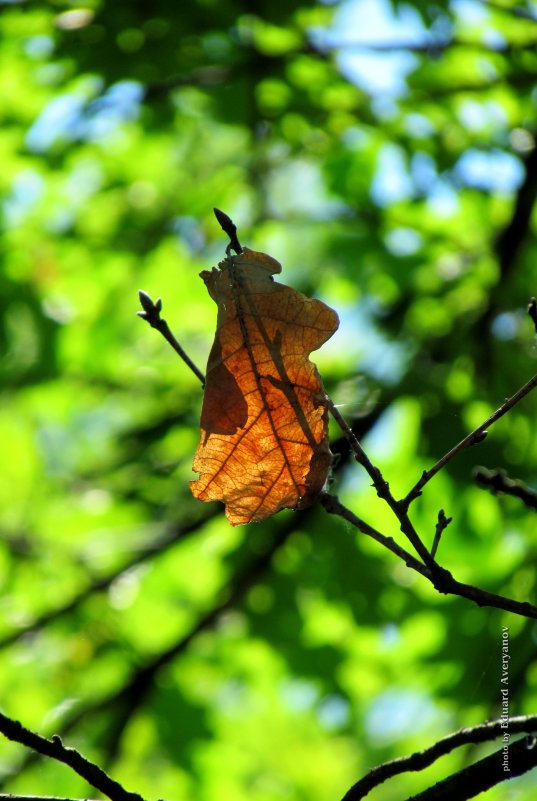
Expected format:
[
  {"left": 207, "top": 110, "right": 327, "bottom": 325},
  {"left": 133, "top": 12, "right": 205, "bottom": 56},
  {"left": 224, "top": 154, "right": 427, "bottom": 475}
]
[
  {"left": 528, "top": 297, "right": 537, "bottom": 333},
  {"left": 213, "top": 207, "right": 232, "bottom": 228},
  {"left": 138, "top": 290, "right": 164, "bottom": 327},
  {"left": 138, "top": 290, "right": 155, "bottom": 313},
  {"left": 213, "top": 207, "right": 242, "bottom": 254},
  {"left": 474, "top": 466, "right": 537, "bottom": 510}
]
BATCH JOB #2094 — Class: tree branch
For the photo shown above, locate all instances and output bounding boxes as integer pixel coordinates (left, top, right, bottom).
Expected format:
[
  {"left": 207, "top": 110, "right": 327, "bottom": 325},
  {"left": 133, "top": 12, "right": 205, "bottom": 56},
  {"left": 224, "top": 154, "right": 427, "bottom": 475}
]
[
  {"left": 404, "top": 735, "right": 537, "bottom": 801},
  {"left": 140, "top": 214, "right": 537, "bottom": 623},
  {"left": 0, "top": 796, "right": 96, "bottom": 801},
  {"left": 430, "top": 509, "right": 452, "bottom": 559},
  {"left": 322, "top": 35, "right": 537, "bottom": 55},
  {"left": 403, "top": 370, "right": 537, "bottom": 507},
  {"left": 319, "top": 491, "right": 428, "bottom": 576},
  {"left": 342, "top": 714, "right": 537, "bottom": 801},
  {"left": 495, "top": 144, "right": 537, "bottom": 281},
  {"left": 474, "top": 466, "right": 537, "bottom": 511},
  {"left": 431, "top": 574, "right": 537, "bottom": 618},
  {"left": 321, "top": 491, "right": 537, "bottom": 619},
  {"left": 137, "top": 208, "right": 244, "bottom": 380},
  {"left": 95, "top": 515, "right": 298, "bottom": 765},
  {"left": 475, "top": 0, "right": 537, "bottom": 26},
  {"left": 137, "top": 291, "right": 205, "bottom": 386},
  {"left": 0, "top": 517, "right": 300, "bottom": 783},
  {"left": 0, "top": 509, "right": 218, "bottom": 651},
  {"left": 325, "top": 396, "right": 439, "bottom": 571},
  {"left": 0, "top": 713, "right": 145, "bottom": 801}
]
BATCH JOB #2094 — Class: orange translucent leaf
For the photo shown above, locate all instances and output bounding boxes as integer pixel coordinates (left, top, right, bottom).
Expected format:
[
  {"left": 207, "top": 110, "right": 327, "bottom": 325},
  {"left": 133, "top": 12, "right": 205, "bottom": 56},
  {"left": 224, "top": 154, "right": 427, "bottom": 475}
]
[{"left": 190, "top": 247, "right": 339, "bottom": 525}]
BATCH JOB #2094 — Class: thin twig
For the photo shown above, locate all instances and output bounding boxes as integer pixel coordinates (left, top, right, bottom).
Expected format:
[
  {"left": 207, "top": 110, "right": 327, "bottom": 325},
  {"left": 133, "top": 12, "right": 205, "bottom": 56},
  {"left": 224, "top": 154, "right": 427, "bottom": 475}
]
[
  {"left": 0, "top": 713, "right": 145, "bottom": 801},
  {"left": 144, "top": 65, "right": 231, "bottom": 99},
  {"left": 474, "top": 466, "right": 537, "bottom": 511},
  {"left": 403, "top": 371, "right": 537, "bottom": 507},
  {"left": 495, "top": 147, "right": 537, "bottom": 283},
  {"left": 213, "top": 208, "right": 242, "bottom": 255},
  {"left": 319, "top": 492, "right": 428, "bottom": 576},
  {"left": 0, "top": 796, "right": 98, "bottom": 801},
  {"left": 323, "top": 36, "right": 537, "bottom": 54},
  {"left": 0, "top": 519, "right": 299, "bottom": 783},
  {"left": 475, "top": 0, "right": 537, "bottom": 24},
  {"left": 341, "top": 714, "right": 537, "bottom": 801},
  {"left": 403, "top": 735, "right": 537, "bottom": 801},
  {"left": 321, "top": 492, "right": 537, "bottom": 619},
  {"left": 138, "top": 209, "right": 244, "bottom": 380},
  {"left": 0, "top": 509, "right": 217, "bottom": 651},
  {"left": 325, "top": 396, "right": 438, "bottom": 571},
  {"left": 137, "top": 290, "right": 205, "bottom": 385},
  {"left": 431, "top": 573, "right": 537, "bottom": 618},
  {"left": 431, "top": 509, "right": 452, "bottom": 559},
  {"left": 136, "top": 215, "right": 537, "bottom": 622}
]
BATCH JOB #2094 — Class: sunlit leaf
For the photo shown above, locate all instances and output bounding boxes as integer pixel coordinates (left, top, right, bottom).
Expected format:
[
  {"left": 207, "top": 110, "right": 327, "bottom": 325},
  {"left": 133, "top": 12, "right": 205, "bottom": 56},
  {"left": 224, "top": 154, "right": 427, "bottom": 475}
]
[{"left": 190, "top": 247, "right": 339, "bottom": 524}]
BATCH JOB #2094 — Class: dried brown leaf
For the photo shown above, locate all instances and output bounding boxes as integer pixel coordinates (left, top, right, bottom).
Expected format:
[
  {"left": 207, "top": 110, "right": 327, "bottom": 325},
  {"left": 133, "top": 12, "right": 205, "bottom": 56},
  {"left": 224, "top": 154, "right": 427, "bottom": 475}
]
[{"left": 190, "top": 248, "right": 339, "bottom": 524}]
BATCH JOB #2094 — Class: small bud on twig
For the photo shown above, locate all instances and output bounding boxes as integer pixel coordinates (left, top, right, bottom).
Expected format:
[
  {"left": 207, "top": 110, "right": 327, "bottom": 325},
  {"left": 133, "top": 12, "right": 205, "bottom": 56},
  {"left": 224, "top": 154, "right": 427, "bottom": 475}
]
[{"left": 213, "top": 207, "right": 242, "bottom": 255}]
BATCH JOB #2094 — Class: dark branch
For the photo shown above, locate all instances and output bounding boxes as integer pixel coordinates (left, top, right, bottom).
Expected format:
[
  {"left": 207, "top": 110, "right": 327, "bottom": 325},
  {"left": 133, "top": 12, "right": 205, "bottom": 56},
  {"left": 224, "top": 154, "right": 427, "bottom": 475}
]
[
  {"left": 404, "top": 371, "right": 537, "bottom": 507},
  {"left": 474, "top": 466, "right": 537, "bottom": 511},
  {"left": 323, "top": 35, "right": 537, "bottom": 55},
  {"left": 144, "top": 65, "right": 231, "bottom": 100},
  {"left": 0, "top": 713, "right": 145, "bottom": 801},
  {"left": 495, "top": 145, "right": 537, "bottom": 281},
  {"left": 323, "top": 394, "right": 537, "bottom": 617},
  {"left": 319, "top": 492, "right": 428, "bottom": 576},
  {"left": 342, "top": 714, "right": 537, "bottom": 801},
  {"left": 431, "top": 509, "right": 452, "bottom": 559},
  {"left": 0, "top": 519, "right": 299, "bottom": 781},
  {"left": 321, "top": 492, "right": 537, "bottom": 619},
  {"left": 95, "top": 516, "right": 297, "bottom": 764},
  {"left": 138, "top": 210, "right": 244, "bottom": 380},
  {"left": 325, "top": 395, "right": 440, "bottom": 572},
  {"left": 404, "top": 735, "right": 537, "bottom": 801},
  {"left": 430, "top": 573, "right": 537, "bottom": 619},
  {"left": 475, "top": 0, "right": 537, "bottom": 25},
  {"left": 137, "top": 290, "right": 205, "bottom": 386},
  {"left": 0, "top": 795, "right": 92, "bottom": 801},
  {"left": 528, "top": 297, "right": 537, "bottom": 334},
  {"left": 0, "top": 509, "right": 217, "bottom": 651}
]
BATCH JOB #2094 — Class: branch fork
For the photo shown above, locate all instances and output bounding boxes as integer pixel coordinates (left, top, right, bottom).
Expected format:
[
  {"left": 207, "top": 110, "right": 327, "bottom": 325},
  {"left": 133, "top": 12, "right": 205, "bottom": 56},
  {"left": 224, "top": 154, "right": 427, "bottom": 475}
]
[{"left": 138, "top": 210, "right": 537, "bottom": 622}]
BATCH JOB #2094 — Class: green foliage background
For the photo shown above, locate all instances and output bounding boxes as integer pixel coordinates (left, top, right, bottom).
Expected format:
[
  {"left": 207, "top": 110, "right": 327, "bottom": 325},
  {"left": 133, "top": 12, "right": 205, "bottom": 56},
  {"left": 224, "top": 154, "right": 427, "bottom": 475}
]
[{"left": 1, "top": 1, "right": 537, "bottom": 799}]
